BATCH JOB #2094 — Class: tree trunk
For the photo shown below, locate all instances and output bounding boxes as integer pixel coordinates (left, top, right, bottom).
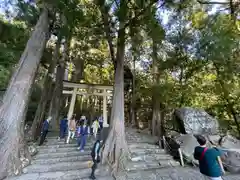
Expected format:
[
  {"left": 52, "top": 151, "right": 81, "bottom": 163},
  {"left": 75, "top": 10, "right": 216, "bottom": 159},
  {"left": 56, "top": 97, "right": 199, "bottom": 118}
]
[
  {"left": 97, "top": 3, "right": 116, "bottom": 69},
  {"left": 0, "top": 9, "right": 49, "bottom": 179},
  {"left": 130, "top": 51, "right": 136, "bottom": 127},
  {"left": 31, "top": 36, "right": 61, "bottom": 139},
  {"left": 101, "top": 14, "right": 129, "bottom": 176},
  {"left": 73, "top": 58, "right": 84, "bottom": 82},
  {"left": 151, "top": 39, "right": 160, "bottom": 136},
  {"left": 48, "top": 38, "right": 69, "bottom": 130}
]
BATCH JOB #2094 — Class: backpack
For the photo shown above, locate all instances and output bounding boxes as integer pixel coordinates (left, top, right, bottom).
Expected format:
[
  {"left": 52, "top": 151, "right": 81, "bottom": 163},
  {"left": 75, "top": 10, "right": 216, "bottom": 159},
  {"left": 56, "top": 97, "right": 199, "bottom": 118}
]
[{"left": 91, "top": 141, "right": 101, "bottom": 163}]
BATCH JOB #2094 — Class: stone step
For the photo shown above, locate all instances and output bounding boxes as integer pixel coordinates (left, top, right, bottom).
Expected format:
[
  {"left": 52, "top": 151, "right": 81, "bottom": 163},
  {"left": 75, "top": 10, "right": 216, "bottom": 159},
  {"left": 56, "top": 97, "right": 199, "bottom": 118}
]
[
  {"left": 32, "top": 154, "right": 91, "bottom": 164},
  {"left": 45, "top": 139, "right": 94, "bottom": 145},
  {"left": 7, "top": 168, "right": 113, "bottom": 180},
  {"left": 38, "top": 146, "right": 92, "bottom": 154},
  {"left": 128, "top": 143, "right": 159, "bottom": 149},
  {"left": 40, "top": 142, "right": 94, "bottom": 148},
  {"left": 127, "top": 140, "right": 156, "bottom": 144},
  {"left": 35, "top": 150, "right": 91, "bottom": 159},
  {"left": 23, "top": 161, "right": 90, "bottom": 173},
  {"left": 131, "top": 148, "right": 166, "bottom": 155},
  {"left": 125, "top": 160, "right": 180, "bottom": 172},
  {"left": 130, "top": 153, "right": 173, "bottom": 162}
]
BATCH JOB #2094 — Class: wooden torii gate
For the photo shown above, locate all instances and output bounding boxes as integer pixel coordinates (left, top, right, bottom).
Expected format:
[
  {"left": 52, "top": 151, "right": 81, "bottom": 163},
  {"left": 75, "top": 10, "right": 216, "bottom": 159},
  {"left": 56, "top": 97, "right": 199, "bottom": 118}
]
[{"left": 62, "top": 81, "right": 113, "bottom": 127}]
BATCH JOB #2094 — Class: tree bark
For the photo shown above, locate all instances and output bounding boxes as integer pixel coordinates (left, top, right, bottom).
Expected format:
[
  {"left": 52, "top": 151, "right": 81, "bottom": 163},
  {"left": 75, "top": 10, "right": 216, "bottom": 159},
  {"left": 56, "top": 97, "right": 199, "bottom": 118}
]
[
  {"left": 72, "top": 58, "right": 84, "bottom": 82},
  {"left": 97, "top": 3, "right": 116, "bottom": 69},
  {"left": 31, "top": 36, "right": 61, "bottom": 139},
  {"left": 101, "top": 7, "right": 129, "bottom": 176},
  {"left": 130, "top": 50, "right": 137, "bottom": 127},
  {"left": 48, "top": 38, "right": 69, "bottom": 130},
  {"left": 0, "top": 9, "right": 49, "bottom": 179},
  {"left": 151, "top": 39, "right": 160, "bottom": 136}
]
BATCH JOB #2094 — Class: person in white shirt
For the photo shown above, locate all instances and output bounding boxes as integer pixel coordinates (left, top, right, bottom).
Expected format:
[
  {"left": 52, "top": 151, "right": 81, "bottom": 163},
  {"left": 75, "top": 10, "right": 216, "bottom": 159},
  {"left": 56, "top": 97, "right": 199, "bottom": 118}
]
[{"left": 91, "top": 119, "right": 100, "bottom": 138}]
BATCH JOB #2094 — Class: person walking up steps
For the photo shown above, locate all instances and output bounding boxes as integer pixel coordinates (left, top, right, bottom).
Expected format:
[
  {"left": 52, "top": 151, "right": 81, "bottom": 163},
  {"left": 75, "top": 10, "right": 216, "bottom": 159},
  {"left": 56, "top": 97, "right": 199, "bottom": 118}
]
[
  {"left": 58, "top": 116, "right": 68, "bottom": 140},
  {"left": 77, "top": 120, "right": 90, "bottom": 152},
  {"left": 66, "top": 114, "right": 76, "bottom": 144},
  {"left": 39, "top": 116, "right": 51, "bottom": 146},
  {"left": 92, "top": 118, "right": 100, "bottom": 138},
  {"left": 194, "top": 135, "right": 225, "bottom": 180},
  {"left": 89, "top": 135, "right": 102, "bottom": 180}
]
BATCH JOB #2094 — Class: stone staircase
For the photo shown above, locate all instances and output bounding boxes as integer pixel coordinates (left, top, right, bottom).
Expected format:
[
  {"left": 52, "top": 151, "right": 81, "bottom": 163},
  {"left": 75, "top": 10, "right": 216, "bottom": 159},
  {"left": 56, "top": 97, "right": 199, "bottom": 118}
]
[
  {"left": 121, "top": 128, "right": 180, "bottom": 177},
  {"left": 8, "top": 128, "right": 237, "bottom": 180},
  {"left": 6, "top": 136, "right": 113, "bottom": 180}
]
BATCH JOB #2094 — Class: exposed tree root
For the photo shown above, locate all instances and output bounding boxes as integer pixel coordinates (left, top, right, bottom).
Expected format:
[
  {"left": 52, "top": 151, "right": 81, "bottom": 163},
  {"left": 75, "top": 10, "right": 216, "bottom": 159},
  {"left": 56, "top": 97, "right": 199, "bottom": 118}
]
[{"left": 101, "top": 119, "right": 130, "bottom": 177}]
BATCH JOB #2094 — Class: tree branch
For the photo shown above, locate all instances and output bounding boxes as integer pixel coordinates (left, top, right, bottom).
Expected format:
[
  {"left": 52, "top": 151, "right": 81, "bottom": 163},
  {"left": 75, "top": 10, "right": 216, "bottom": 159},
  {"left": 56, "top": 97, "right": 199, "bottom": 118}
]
[
  {"left": 123, "top": 0, "right": 163, "bottom": 29},
  {"left": 197, "top": 0, "right": 229, "bottom": 5}
]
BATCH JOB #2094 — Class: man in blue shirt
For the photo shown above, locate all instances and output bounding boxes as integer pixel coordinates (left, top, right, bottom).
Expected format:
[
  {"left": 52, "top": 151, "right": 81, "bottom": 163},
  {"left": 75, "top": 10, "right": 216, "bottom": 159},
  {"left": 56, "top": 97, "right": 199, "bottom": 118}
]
[
  {"left": 59, "top": 116, "right": 68, "bottom": 140},
  {"left": 89, "top": 135, "right": 102, "bottom": 180},
  {"left": 39, "top": 116, "right": 51, "bottom": 146},
  {"left": 194, "top": 135, "right": 225, "bottom": 180},
  {"left": 76, "top": 120, "right": 90, "bottom": 152}
]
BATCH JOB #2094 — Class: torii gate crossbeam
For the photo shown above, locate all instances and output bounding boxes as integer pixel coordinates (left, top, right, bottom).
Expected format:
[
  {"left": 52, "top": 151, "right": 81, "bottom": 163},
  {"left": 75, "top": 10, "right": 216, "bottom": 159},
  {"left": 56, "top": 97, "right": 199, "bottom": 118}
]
[{"left": 62, "top": 81, "right": 113, "bottom": 127}]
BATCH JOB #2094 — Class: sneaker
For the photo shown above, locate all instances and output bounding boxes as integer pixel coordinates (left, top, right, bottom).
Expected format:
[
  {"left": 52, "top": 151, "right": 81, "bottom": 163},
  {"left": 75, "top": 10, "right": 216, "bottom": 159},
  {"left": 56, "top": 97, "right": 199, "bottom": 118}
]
[
  {"left": 77, "top": 147, "right": 80, "bottom": 150},
  {"left": 89, "top": 175, "right": 96, "bottom": 179},
  {"left": 80, "top": 150, "right": 84, "bottom": 152}
]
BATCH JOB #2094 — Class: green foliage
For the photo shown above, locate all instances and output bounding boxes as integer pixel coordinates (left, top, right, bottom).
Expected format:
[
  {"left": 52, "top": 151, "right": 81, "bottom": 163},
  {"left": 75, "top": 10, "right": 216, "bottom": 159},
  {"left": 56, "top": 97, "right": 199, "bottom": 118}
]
[
  {"left": 1, "top": 0, "right": 240, "bottom": 135},
  {"left": 0, "top": 17, "right": 29, "bottom": 89}
]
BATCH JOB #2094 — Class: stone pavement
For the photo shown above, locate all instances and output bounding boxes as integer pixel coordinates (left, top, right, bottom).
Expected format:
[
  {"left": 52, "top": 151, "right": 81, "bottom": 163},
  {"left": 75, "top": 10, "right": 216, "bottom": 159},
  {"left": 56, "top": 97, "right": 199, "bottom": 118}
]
[
  {"left": 6, "top": 136, "right": 113, "bottom": 180},
  {"left": 118, "top": 167, "right": 240, "bottom": 180},
  {"left": 117, "top": 128, "right": 239, "bottom": 180},
  {"left": 5, "top": 128, "right": 240, "bottom": 180}
]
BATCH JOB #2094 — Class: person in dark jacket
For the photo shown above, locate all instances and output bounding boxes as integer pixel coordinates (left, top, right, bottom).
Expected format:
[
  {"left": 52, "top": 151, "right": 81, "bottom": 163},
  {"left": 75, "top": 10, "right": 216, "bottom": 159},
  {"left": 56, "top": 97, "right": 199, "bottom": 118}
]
[
  {"left": 59, "top": 116, "right": 68, "bottom": 140},
  {"left": 77, "top": 120, "right": 90, "bottom": 152},
  {"left": 89, "top": 135, "right": 102, "bottom": 179},
  {"left": 39, "top": 116, "right": 52, "bottom": 146}
]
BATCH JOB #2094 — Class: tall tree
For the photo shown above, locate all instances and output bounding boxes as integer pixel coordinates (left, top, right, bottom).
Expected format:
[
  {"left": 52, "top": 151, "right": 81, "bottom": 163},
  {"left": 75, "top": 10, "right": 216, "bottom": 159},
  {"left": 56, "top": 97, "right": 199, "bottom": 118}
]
[
  {"left": 100, "top": 0, "right": 129, "bottom": 176},
  {"left": 0, "top": 8, "right": 50, "bottom": 179}
]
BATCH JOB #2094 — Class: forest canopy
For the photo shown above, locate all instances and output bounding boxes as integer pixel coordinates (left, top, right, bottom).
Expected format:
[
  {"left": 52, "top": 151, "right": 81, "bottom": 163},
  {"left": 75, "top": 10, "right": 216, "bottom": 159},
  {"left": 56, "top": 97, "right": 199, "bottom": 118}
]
[{"left": 0, "top": 0, "right": 239, "bottom": 178}]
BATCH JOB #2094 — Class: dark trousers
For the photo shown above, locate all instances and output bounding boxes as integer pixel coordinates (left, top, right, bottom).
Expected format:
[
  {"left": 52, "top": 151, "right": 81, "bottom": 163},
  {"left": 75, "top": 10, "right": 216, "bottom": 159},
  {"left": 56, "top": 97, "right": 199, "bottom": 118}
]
[
  {"left": 60, "top": 127, "right": 67, "bottom": 139},
  {"left": 39, "top": 130, "right": 48, "bottom": 146},
  {"left": 91, "top": 159, "right": 98, "bottom": 177},
  {"left": 80, "top": 135, "right": 87, "bottom": 150}
]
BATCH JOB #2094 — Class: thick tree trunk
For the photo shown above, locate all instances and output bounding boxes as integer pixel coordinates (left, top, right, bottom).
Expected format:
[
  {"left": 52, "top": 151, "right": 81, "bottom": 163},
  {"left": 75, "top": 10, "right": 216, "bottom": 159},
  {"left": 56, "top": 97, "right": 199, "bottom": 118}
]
[
  {"left": 102, "top": 17, "right": 129, "bottom": 177},
  {"left": 97, "top": 3, "right": 116, "bottom": 69},
  {"left": 72, "top": 58, "right": 84, "bottom": 82},
  {"left": 48, "top": 38, "right": 69, "bottom": 130},
  {"left": 31, "top": 36, "right": 61, "bottom": 139},
  {"left": 0, "top": 9, "right": 49, "bottom": 179},
  {"left": 151, "top": 39, "right": 163, "bottom": 138}
]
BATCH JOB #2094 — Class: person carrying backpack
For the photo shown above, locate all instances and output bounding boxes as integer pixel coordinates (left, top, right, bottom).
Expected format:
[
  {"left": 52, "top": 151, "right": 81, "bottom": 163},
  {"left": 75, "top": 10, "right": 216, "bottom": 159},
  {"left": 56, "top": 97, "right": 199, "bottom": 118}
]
[
  {"left": 194, "top": 135, "right": 225, "bottom": 180},
  {"left": 89, "top": 135, "right": 102, "bottom": 180}
]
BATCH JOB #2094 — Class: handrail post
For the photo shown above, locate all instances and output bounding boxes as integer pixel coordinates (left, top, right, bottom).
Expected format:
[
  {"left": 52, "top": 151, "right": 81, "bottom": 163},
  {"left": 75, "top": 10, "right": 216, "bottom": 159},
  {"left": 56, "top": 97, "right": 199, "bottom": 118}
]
[{"left": 178, "top": 148, "right": 184, "bottom": 167}]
